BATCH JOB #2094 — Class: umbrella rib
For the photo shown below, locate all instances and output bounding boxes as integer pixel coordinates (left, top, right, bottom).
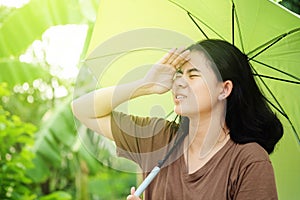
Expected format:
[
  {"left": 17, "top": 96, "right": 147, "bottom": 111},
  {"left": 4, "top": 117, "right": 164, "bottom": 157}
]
[
  {"left": 167, "top": 0, "right": 225, "bottom": 40},
  {"left": 252, "top": 66, "right": 285, "bottom": 116},
  {"left": 164, "top": 110, "right": 175, "bottom": 119},
  {"left": 248, "top": 34, "right": 286, "bottom": 60},
  {"left": 231, "top": 2, "right": 235, "bottom": 45},
  {"left": 85, "top": 50, "right": 130, "bottom": 61},
  {"left": 252, "top": 66, "right": 300, "bottom": 144},
  {"left": 232, "top": 0, "right": 245, "bottom": 53},
  {"left": 187, "top": 12, "right": 209, "bottom": 39},
  {"left": 253, "top": 74, "right": 300, "bottom": 84},
  {"left": 184, "top": 12, "right": 225, "bottom": 40},
  {"left": 85, "top": 47, "right": 173, "bottom": 61},
  {"left": 247, "top": 27, "right": 300, "bottom": 60},
  {"left": 252, "top": 59, "right": 300, "bottom": 81},
  {"left": 263, "top": 96, "right": 300, "bottom": 145},
  {"left": 262, "top": 96, "right": 287, "bottom": 119}
]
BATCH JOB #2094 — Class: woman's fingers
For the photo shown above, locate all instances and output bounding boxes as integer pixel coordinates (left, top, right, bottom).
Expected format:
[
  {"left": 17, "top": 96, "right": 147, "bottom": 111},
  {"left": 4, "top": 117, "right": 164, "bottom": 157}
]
[
  {"left": 159, "top": 47, "right": 177, "bottom": 64},
  {"left": 166, "top": 47, "right": 185, "bottom": 64},
  {"left": 130, "top": 187, "right": 135, "bottom": 195},
  {"left": 126, "top": 187, "right": 141, "bottom": 200},
  {"left": 159, "top": 47, "right": 184, "bottom": 64},
  {"left": 159, "top": 47, "right": 190, "bottom": 70},
  {"left": 172, "top": 49, "right": 190, "bottom": 68}
]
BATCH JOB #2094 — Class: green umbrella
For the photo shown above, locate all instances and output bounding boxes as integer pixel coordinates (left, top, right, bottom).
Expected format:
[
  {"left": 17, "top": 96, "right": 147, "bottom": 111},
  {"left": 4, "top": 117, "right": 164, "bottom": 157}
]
[{"left": 78, "top": 0, "right": 300, "bottom": 199}]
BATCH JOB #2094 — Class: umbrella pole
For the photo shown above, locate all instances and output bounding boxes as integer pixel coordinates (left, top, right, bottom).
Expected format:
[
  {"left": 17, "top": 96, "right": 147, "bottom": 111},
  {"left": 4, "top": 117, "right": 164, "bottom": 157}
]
[
  {"left": 134, "top": 166, "right": 161, "bottom": 196},
  {"left": 134, "top": 117, "right": 189, "bottom": 197}
]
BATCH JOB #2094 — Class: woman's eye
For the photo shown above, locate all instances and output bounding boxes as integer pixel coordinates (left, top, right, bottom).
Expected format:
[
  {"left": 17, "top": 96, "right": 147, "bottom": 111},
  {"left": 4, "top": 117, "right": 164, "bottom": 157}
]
[
  {"left": 189, "top": 74, "right": 200, "bottom": 78},
  {"left": 173, "top": 73, "right": 182, "bottom": 79}
]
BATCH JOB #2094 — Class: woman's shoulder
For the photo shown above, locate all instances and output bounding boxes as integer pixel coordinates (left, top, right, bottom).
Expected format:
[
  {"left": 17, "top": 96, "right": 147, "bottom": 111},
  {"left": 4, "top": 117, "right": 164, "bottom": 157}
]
[
  {"left": 229, "top": 139, "right": 271, "bottom": 168},
  {"left": 112, "top": 111, "right": 173, "bottom": 125},
  {"left": 111, "top": 111, "right": 178, "bottom": 136}
]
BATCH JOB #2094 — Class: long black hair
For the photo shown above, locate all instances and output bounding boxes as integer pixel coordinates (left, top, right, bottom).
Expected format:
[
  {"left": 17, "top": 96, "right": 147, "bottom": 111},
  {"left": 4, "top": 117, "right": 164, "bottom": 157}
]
[{"left": 187, "top": 39, "right": 283, "bottom": 154}]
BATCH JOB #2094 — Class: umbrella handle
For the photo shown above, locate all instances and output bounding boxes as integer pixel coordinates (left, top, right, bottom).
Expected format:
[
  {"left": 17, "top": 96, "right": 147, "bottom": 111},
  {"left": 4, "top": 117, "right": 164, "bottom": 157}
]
[{"left": 134, "top": 166, "right": 161, "bottom": 197}]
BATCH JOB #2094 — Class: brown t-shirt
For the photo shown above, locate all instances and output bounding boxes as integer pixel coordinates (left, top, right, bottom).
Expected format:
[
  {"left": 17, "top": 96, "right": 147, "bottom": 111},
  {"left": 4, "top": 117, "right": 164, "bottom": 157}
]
[{"left": 111, "top": 112, "right": 278, "bottom": 200}]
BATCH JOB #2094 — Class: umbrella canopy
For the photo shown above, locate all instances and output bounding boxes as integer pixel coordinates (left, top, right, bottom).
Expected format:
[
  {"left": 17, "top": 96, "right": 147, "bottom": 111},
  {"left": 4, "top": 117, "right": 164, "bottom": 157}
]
[{"left": 78, "top": 0, "right": 300, "bottom": 199}]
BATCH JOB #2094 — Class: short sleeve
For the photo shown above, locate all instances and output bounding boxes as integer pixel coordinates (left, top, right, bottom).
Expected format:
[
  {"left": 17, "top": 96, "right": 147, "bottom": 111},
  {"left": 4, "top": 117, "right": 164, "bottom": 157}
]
[
  {"left": 234, "top": 160, "right": 278, "bottom": 200},
  {"left": 110, "top": 111, "right": 178, "bottom": 171}
]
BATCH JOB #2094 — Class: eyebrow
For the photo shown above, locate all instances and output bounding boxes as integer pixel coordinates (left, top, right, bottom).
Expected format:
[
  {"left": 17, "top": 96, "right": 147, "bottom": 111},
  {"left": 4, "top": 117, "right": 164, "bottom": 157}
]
[
  {"left": 176, "top": 67, "right": 201, "bottom": 74},
  {"left": 187, "top": 68, "right": 200, "bottom": 73}
]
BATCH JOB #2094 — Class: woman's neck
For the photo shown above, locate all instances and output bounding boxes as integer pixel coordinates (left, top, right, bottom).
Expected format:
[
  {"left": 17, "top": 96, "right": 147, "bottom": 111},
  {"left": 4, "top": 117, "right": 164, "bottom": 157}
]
[
  {"left": 187, "top": 107, "right": 229, "bottom": 157},
  {"left": 183, "top": 110, "right": 230, "bottom": 174}
]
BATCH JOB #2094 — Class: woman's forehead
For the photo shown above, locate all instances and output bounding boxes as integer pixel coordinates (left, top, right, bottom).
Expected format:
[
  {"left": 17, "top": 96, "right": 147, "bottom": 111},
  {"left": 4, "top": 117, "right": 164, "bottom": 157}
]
[{"left": 181, "top": 51, "right": 211, "bottom": 71}]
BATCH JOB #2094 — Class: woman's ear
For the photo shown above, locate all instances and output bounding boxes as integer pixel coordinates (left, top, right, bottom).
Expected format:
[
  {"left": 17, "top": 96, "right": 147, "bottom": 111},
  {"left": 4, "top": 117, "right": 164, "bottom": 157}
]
[{"left": 218, "top": 80, "right": 233, "bottom": 100}]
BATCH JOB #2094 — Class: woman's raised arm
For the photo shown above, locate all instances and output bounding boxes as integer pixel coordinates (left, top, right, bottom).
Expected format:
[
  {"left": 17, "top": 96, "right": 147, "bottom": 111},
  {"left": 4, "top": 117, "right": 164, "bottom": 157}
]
[{"left": 71, "top": 48, "right": 190, "bottom": 140}]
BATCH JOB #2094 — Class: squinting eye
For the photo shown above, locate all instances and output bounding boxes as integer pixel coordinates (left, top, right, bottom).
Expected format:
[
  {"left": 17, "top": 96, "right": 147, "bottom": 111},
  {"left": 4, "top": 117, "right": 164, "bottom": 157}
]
[
  {"left": 173, "top": 73, "right": 182, "bottom": 80},
  {"left": 189, "top": 74, "right": 200, "bottom": 78}
]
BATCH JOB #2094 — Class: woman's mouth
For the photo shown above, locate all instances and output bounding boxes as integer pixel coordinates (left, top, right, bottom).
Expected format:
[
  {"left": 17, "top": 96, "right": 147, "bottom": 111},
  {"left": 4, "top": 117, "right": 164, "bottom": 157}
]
[{"left": 174, "top": 95, "right": 187, "bottom": 103}]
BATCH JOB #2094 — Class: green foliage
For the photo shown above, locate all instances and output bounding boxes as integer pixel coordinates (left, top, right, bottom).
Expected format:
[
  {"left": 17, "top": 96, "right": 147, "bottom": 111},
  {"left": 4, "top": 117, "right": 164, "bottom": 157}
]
[
  {"left": 39, "top": 191, "right": 72, "bottom": 200},
  {"left": 0, "top": 0, "right": 137, "bottom": 199},
  {"left": 0, "top": 0, "right": 85, "bottom": 57},
  {"left": 88, "top": 168, "right": 136, "bottom": 200},
  {"left": 279, "top": 0, "right": 300, "bottom": 15},
  {"left": 3, "top": 78, "right": 60, "bottom": 125},
  {"left": 0, "top": 61, "right": 49, "bottom": 87},
  {"left": 0, "top": 83, "right": 37, "bottom": 200},
  {"left": 26, "top": 100, "right": 85, "bottom": 190}
]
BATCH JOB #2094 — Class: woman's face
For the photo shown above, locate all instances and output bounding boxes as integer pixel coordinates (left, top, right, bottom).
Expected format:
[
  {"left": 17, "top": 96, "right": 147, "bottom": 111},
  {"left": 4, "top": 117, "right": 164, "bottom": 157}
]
[{"left": 172, "top": 50, "right": 222, "bottom": 118}]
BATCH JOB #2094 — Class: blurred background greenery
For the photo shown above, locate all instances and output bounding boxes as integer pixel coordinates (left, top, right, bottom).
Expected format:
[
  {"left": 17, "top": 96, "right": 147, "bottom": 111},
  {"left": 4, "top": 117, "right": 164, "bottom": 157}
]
[
  {"left": 0, "top": 0, "right": 136, "bottom": 199},
  {"left": 0, "top": 0, "right": 299, "bottom": 199}
]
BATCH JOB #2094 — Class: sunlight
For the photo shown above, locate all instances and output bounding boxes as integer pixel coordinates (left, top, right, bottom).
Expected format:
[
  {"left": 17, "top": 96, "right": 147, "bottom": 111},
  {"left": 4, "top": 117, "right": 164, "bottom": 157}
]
[
  {"left": 19, "top": 24, "right": 88, "bottom": 99},
  {"left": 0, "top": 0, "right": 30, "bottom": 8},
  {"left": 20, "top": 24, "right": 88, "bottom": 80}
]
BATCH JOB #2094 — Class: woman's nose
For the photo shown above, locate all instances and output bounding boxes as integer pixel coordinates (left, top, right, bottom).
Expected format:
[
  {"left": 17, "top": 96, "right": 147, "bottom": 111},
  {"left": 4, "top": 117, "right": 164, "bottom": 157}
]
[{"left": 173, "top": 76, "right": 188, "bottom": 88}]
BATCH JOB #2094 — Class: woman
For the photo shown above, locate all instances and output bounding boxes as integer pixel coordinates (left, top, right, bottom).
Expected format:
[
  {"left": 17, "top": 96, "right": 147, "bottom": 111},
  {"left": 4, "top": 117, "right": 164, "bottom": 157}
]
[{"left": 72, "top": 39, "right": 283, "bottom": 200}]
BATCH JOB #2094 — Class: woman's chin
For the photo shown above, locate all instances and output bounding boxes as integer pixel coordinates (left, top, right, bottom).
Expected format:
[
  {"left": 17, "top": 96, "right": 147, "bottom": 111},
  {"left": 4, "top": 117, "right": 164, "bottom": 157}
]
[
  {"left": 174, "top": 106, "right": 187, "bottom": 116},
  {"left": 174, "top": 106, "right": 199, "bottom": 118}
]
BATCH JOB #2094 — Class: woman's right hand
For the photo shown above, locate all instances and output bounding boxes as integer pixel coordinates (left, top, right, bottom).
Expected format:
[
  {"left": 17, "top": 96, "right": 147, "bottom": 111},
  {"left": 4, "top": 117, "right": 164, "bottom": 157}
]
[
  {"left": 71, "top": 47, "right": 190, "bottom": 141},
  {"left": 142, "top": 47, "right": 190, "bottom": 95},
  {"left": 126, "top": 187, "right": 141, "bottom": 200}
]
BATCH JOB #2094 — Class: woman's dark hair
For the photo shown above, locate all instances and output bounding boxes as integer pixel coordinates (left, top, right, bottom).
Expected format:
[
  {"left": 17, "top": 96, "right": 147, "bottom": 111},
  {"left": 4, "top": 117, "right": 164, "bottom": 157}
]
[{"left": 187, "top": 39, "right": 283, "bottom": 154}]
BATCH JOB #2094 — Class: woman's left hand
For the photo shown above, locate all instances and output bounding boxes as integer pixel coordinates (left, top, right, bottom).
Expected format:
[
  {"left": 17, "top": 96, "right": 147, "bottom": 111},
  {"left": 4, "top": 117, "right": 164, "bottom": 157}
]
[{"left": 126, "top": 187, "right": 142, "bottom": 200}]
